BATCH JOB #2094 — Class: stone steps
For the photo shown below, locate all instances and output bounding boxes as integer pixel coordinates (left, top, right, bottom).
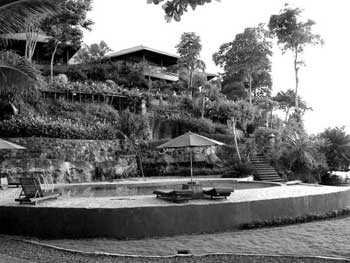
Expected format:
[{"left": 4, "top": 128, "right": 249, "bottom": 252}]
[{"left": 251, "top": 154, "right": 282, "bottom": 182}]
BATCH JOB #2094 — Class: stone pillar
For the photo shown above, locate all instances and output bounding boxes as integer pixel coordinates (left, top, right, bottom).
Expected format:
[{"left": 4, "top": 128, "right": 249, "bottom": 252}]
[
  {"left": 268, "top": 133, "right": 276, "bottom": 147},
  {"left": 141, "top": 99, "right": 147, "bottom": 115}
]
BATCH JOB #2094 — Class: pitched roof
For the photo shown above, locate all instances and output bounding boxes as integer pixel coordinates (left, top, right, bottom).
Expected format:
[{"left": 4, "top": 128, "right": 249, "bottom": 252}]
[{"left": 105, "top": 45, "right": 179, "bottom": 60}]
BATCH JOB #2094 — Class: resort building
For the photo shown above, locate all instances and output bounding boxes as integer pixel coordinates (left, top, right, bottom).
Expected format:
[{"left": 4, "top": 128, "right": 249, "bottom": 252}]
[{"left": 104, "top": 45, "right": 217, "bottom": 86}]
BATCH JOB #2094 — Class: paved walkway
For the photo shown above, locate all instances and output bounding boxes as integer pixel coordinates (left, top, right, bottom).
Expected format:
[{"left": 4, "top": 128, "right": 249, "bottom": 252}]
[
  {"left": 0, "top": 254, "right": 33, "bottom": 263},
  {"left": 31, "top": 215, "right": 350, "bottom": 258}
]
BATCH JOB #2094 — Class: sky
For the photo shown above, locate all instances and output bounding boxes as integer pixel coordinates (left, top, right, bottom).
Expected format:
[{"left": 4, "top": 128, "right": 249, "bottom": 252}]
[{"left": 83, "top": 0, "right": 350, "bottom": 135}]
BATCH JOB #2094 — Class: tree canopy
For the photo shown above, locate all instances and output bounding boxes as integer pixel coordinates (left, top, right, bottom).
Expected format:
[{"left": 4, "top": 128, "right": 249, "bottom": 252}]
[
  {"left": 147, "top": 0, "right": 218, "bottom": 21},
  {"left": 221, "top": 69, "right": 272, "bottom": 101},
  {"left": 0, "top": 0, "right": 61, "bottom": 104},
  {"left": 269, "top": 5, "right": 323, "bottom": 112},
  {"left": 0, "top": 0, "right": 59, "bottom": 36},
  {"left": 213, "top": 25, "right": 272, "bottom": 104},
  {"left": 41, "top": 0, "right": 93, "bottom": 50},
  {"left": 274, "top": 89, "right": 311, "bottom": 122},
  {"left": 320, "top": 127, "right": 350, "bottom": 171},
  {"left": 74, "top": 41, "right": 112, "bottom": 64},
  {"left": 40, "top": 0, "right": 93, "bottom": 81},
  {"left": 176, "top": 32, "right": 205, "bottom": 95}
]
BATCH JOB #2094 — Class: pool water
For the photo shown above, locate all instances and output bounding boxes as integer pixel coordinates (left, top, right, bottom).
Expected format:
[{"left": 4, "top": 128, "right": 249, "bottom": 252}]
[{"left": 55, "top": 180, "right": 279, "bottom": 198}]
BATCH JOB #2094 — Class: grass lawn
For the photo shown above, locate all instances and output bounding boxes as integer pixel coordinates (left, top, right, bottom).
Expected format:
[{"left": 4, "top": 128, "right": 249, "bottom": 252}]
[{"left": 28, "top": 216, "right": 350, "bottom": 258}]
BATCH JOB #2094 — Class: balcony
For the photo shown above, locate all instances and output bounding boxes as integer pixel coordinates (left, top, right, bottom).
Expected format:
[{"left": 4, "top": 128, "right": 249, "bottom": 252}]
[{"left": 143, "top": 66, "right": 179, "bottom": 82}]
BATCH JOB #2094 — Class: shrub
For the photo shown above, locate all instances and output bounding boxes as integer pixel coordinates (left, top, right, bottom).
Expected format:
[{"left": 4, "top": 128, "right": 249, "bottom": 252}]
[
  {"left": 222, "top": 160, "right": 253, "bottom": 178},
  {"left": 177, "top": 96, "right": 201, "bottom": 117},
  {"left": 319, "top": 127, "right": 350, "bottom": 171},
  {"left": 119, "top": 110, "right": 151, "bottom": 140},
  {"left": 0, "top": 114, "right": 125, "bottom": 140},
  {"left": 254, "top": 126, "right": 279, "bottom": 153}
]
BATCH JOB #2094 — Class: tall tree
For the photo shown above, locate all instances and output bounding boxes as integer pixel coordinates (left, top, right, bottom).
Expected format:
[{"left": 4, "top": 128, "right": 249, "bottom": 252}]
[
  {"left": 274, "top": 89, "right": 311, "bottom": 122},
  {"left": 40, "top": 0, "right": 93, "bottom": 82},
  {"left": 268, "top": 5, "right": 323, "bottom": 113},
  {"left": 74, "top": 41, "right": 112, "bottom": 64},
  {"left": 147, "top": 0, "right": 218, "bottom": 22},
  {"left": 176, "top": 32, "right": 206, "bottom": 96},
  {"left": 213, "top": 25, "right": 272, "bottom": 104},
  {"left": 221, "top": 69, "right": 272, "bottom": 101}
]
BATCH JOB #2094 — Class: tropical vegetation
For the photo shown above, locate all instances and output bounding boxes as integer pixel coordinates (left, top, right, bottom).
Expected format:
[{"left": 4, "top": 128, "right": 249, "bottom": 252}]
[
  {"left": 1, "top": 0, "right": 347, "bottom": 183},
  {"left": 0, "top": 0, "right": 60, "bottom": 106},
  {"left": 269, "top": 4, "right": 324, "bottom": 113}
]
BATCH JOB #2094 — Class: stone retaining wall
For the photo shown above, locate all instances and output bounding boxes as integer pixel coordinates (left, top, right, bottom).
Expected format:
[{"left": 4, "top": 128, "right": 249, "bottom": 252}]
[
  {"left": 0, "top": 138, "right": 137, "bottom": 183},
  {"left": 1, "top": 137, "right": 122, "bottom": 162}
]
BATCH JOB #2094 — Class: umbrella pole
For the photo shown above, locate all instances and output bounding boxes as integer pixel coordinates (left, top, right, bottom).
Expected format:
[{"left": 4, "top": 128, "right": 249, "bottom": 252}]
[{"left": 190, "top": 150, "right": 193, "bottom": 184}]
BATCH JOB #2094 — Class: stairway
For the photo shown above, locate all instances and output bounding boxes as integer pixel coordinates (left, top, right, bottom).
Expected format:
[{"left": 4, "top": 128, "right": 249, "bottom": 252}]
[{"left": 250, "top": 154, "right": 282, "bottom": 182}]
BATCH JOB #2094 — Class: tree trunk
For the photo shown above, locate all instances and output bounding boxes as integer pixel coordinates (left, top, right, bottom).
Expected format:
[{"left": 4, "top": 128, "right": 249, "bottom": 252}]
[
  {"left": 9, "top": 102, "right": 18, "bottom": 115},
  {"left": 294, "top": 48, "right": 299, "bottom": 111},
  {"left": 25, "top": 22, "right": 39, "bottom": 62},
  {"left": 50, "top": 42, "right": 59, "bottom": 83},
  {"left": 201, "top": 92, "right": 205, "bottom": 119},
  {"left": 229, "top": 117, "right": 242, "bottom": 163},
  {"left": 188, "top": 69, "right": 193, "bottom": 97},
  {"left": 270, "top": 108, "right": 274, "bottom": 129},
  {"left": 285, "top": 107, "right": 290, "bottom": 122},
  {"left": 248, "top": 74, "right": 252, "bottom": 105}
]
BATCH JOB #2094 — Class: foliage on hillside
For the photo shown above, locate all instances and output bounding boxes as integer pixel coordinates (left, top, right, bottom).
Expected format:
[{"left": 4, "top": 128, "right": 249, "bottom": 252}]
[{"left": 0, "top": 99, "right": 148, "bottom": 140}]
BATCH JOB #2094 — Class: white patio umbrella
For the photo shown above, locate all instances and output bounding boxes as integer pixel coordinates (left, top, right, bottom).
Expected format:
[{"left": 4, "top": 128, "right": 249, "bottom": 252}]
[
  {"left": 157, "top": 132, "right": 225, "bottom": 183},
  {"left": 0, "top": 139, "right": 26, "bottom": 150}
]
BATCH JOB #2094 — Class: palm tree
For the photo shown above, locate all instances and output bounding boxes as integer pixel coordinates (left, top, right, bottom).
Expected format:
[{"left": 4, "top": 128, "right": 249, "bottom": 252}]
[
  {"left": 320, "top": 127, "right": 350, "bottom": 171},
  {"left": 281, "top": 132, "right": 327, "bottom": 182},
  {"left": 0, "top": 0, "right": 59, "bottom": 36},
  {"left": 283, "top": 133, "right": 317, "bottom": 171},
  {"left": 0, "top": 0, "right": 60, "bottom": 106}
]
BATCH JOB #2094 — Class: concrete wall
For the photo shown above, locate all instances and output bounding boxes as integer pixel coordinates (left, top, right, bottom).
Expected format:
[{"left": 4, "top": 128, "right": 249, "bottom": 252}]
[{"left": 1, "top": 189, "right": 350, "bottom": 239}]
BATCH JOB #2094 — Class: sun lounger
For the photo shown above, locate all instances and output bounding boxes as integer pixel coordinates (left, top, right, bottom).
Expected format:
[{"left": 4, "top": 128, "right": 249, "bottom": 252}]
[
  {"left": 15, "top": 177, "right": 60, "bottom": 205},
  {"left": 202, "top": 187, "right": 233, "bottom": 199},
  {"left": 153, "top": 189, "right": 193, "bottom": 203}
]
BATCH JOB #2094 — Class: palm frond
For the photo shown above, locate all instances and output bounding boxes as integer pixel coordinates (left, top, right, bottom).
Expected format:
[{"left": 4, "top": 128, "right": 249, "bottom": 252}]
[
  {"left": 0, "top": 50, "right": 40, "bottom": 101},
  {"left": 0, "top": 0, "right": 61, "bottom": 35}
]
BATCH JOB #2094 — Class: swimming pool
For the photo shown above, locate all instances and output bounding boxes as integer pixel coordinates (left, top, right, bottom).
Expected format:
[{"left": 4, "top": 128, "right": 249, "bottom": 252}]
[{"left": 55, "top": 179, "right": 280, "bottom": 198}]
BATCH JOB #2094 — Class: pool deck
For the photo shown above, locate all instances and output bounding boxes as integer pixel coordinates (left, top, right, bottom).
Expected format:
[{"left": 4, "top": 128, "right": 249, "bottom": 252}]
[
  {"left": 1, "top": 179, "right": 350, "bottom": 239},
  {"left": 1, "top": 182, "right": 349, "bottom": 209}
]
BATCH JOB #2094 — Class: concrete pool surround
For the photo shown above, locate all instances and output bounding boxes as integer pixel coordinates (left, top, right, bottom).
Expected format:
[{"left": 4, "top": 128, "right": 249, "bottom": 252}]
[{"left": 0, "top": 178, "right": 349, "bottom": 240}]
